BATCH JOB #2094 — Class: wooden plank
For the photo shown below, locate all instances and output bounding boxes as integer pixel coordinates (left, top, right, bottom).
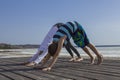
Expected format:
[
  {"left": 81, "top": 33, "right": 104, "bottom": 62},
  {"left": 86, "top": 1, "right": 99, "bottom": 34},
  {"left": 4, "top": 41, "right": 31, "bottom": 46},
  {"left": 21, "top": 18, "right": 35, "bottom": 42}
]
[
  {"left": 0, "top": 57, "right": 120, "bottom": 80},
  {"left": 53, "top": 68, "right": 120, "bottom": 80},
  {"left": 0, "top": 60, "right": 76, "bottom": 80},
  {"left": 40, "top": 69, "right": 94, "bottom": 80},
  {"left": 0, "top": 68, "right": 33, "bottom": 80},
  {"left": 0, "top": 66, "right": 50, "bottom": 80},
  {"left": 28, "top": 70, "right": 74, "bottom": 80},
  {"left": 0, "top": 74, "right": 11, "bottom": 80}
]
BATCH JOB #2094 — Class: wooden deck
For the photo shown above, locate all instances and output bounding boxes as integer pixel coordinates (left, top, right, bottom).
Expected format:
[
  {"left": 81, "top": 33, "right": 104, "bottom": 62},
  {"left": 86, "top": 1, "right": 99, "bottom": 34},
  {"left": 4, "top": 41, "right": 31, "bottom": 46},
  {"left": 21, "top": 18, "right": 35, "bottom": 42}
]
[{"left": 0, "top": 57, "right": 120, "bottom": 80}]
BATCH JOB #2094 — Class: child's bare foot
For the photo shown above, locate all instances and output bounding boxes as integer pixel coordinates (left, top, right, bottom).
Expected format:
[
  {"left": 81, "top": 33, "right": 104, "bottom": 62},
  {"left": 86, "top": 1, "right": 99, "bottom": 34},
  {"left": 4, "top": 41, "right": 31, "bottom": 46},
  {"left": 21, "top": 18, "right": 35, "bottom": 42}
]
[
  {"left": 90, "top": 57, "right": 95, "bottom": 64},
  {"left": 25, "top": 62, "right": 36, "bottom": 67},
  {"left": 97, "top": 55, "right": 103, "bottom": 65},
  {"left": 69, "top": 58, "right": 76, "bottom": 61},
  {"left": 76, "top": 57, "right": 83, "bottom": 62}
]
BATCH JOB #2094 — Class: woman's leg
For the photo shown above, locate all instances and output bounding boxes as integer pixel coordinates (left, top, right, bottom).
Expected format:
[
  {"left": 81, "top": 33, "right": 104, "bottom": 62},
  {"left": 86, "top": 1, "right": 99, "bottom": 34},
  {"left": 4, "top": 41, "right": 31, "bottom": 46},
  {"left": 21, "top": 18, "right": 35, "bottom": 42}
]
[
  {"left": 28, "top": 51, "right": 43, "bottom": 62},
  {"left": 65, "top": 43, "right": 76, "bottom": 61},
  {"left": 34, "top": 49, "right": 48, "bottom": 64},
  {"left": 65, "top": 44, "right": 74, "bottom": 58},
  {"left": 25, "top": 49, "right": 48, "bottom": 67},
  {"left": 68, "top": 42, "right": 83, "bottom": 61}
]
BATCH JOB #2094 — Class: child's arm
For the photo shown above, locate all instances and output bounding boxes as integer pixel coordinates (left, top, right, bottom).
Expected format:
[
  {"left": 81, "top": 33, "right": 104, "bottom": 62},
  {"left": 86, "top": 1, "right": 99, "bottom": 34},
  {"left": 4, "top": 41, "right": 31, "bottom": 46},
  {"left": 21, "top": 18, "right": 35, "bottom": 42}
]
[{"left": 42, "top": 36, "right": 66, "bottom": 71}]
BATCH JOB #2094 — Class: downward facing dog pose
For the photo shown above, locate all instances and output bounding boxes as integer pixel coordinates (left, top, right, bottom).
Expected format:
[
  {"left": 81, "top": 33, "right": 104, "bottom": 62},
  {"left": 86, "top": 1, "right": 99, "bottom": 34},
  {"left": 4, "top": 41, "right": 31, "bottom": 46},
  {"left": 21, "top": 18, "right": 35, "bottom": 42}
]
[
  {"left": 40, "top": 21, "right": 80, "bottom": 71},
  {"left": 24, "top": 23, "right": 63, "bottom": 66},
  {"left": 71, "top": 21, "right": 103, "bottom": 64},
  {"left": 41, "top": 21, "right": 103, "bottom": 71},
  {"left": 40, "top": 36, "right": 66, "bottom": 71},
  {"left": 24, "top": 22, "right": 82, "bottom": 66}
]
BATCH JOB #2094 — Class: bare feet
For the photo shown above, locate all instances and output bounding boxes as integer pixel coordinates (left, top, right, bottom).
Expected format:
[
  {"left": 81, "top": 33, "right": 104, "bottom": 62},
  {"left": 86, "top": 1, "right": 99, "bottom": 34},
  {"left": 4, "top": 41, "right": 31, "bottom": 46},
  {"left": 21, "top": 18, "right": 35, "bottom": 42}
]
[
  {"left": 25, "top": 62, "right": 36, "bottom": 67},
  {"left": 97, "top": 55, "right": 103, "bottom": 65},
  {"left": 75, "top": 57, "right": 83, "bottom": 62},
  {"left": 69, "top": 58, "right": 76, "bottom": 62},
  {"left": 90, "top": 57, "right": 95, "bottom": 64},
  {"left": 42, "top": 67, "right": 51, "bottom": 71}
]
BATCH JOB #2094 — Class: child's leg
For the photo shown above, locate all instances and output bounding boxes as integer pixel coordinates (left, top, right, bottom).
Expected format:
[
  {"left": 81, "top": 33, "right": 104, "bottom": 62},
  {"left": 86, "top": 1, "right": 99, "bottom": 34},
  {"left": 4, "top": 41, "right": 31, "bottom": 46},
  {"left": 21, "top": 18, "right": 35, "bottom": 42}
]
[
  {"left": 87, "top": 43, "right": 100, "bottom": 56},
  {"left": 87, "top": 43, "right": 103, "bottom": 65},
  {"left": 82, "top": 47, "right": 95, "bottom": 64}
]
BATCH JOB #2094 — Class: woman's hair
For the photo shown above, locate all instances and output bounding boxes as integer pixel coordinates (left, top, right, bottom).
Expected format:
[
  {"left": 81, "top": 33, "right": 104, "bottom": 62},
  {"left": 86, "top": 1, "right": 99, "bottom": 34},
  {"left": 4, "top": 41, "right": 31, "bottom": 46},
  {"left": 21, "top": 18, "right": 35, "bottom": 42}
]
[
  {"left": 48, "top": 42, "right": 58, "bottom": 56},
  {"left": 53, "top": 23, "right": 64, "bottom": 28}
]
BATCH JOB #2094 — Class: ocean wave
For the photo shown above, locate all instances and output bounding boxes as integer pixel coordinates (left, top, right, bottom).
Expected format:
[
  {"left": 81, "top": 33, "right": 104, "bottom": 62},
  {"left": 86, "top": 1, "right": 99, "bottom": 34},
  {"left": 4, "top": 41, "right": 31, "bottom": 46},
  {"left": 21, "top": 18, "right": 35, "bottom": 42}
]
[{"left": 0, "top": 47, "right": 120, "bottom": 58}]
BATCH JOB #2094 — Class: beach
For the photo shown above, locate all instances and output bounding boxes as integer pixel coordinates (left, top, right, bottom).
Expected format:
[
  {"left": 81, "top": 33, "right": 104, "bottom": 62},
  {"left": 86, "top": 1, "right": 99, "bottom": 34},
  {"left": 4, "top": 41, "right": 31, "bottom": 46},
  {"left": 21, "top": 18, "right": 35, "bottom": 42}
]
[{"left": 0, "top": 47, "right": 120, "bottom": 80}]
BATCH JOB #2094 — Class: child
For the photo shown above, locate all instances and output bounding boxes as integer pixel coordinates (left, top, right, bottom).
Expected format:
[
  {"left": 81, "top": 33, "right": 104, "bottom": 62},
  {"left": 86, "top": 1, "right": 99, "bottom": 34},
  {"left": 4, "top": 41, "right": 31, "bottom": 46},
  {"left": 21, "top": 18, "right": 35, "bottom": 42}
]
[
  {"left": 24, "top": 23, "right": 64, "bottom": 66},
  {"left": 72, "top": 21, "right": 103, "bottom": 64}
]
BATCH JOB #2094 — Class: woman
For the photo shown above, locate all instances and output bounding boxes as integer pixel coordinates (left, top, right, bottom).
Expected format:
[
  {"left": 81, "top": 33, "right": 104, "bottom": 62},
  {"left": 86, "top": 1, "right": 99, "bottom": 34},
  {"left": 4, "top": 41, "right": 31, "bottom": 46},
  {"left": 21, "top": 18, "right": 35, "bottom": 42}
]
[{"left": 24, "top": 23, "right": 64, "bottom": 66}]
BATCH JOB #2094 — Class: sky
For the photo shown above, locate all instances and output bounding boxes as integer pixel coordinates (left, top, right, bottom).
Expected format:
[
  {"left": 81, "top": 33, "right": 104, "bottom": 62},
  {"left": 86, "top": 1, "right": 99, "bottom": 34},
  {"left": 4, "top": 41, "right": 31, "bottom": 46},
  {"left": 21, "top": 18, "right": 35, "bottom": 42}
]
[{"left": 0, "top": 0, "right": 120, "bottom": 45}]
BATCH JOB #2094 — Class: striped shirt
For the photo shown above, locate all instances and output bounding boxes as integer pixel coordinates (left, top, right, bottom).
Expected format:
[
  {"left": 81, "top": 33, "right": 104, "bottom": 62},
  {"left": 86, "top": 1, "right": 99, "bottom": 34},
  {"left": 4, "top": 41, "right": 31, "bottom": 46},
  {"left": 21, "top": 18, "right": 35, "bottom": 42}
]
[{"left": 53, "top": 21, "right": 78, "bottom": 44}]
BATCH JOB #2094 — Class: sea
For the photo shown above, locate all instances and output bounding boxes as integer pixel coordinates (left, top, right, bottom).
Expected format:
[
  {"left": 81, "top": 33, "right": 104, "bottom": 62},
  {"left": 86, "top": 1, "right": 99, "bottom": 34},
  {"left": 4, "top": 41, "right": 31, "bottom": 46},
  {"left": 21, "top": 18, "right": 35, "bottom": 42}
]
[{"left": 0, "top": 47, "right": 120, "bottom": 58}]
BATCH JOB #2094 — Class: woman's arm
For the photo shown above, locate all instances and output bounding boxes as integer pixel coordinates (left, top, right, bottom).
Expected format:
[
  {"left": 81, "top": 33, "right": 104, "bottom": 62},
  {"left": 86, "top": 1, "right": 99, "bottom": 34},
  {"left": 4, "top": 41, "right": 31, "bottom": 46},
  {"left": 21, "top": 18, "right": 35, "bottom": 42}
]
[
  {"left": 40, "top": 53, "right": 51, "bottom": 67},
  {"left": 42, "top": 36, "right": 66, "bottom": 71}
]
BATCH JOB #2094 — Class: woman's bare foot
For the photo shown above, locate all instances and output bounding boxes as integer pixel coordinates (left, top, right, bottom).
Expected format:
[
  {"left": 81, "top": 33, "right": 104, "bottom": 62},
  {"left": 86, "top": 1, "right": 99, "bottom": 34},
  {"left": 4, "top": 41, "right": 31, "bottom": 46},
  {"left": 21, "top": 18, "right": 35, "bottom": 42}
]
[
  {"left": 69, "top": 58, "right": 76, "bottom": 62},
  {"left": 25, "top": 62, "right": 36, "bottom": 67},
  {"left": 42, "top": 67, "right": 51, "bottom": 71},
  {"left": 75, "top": 57, "right": 83, "bottom": 62}
]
